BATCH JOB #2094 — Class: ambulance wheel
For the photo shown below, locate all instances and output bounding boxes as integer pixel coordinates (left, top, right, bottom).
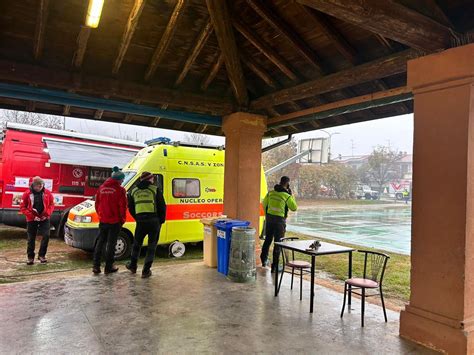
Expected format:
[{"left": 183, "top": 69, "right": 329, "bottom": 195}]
[
  {"left": 115, "top": 231, "right": 132, "bottom": 260},
  {"left": 169, "top": 241, "right": 185, "bottom": 258}
]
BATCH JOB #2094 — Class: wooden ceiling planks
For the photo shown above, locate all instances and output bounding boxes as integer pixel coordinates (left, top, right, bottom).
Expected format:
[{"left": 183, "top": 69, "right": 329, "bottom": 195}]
[
  {"left": 298, "top": 0, "right": 455, "bottom": 51},
  {"left": 0, "top": 0, "right": 472, "bottom": 135}
]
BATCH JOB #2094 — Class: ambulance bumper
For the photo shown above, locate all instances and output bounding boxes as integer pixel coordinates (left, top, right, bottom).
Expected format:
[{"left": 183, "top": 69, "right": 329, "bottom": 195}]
[{"left": 64, "top": 223, "right": 98, "bottom": 251}]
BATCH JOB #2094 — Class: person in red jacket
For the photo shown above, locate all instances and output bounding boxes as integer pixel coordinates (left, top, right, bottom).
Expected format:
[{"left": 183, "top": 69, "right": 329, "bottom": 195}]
[
  {"left": 19, "top": 176, "right": 55, "bottom": 265},
  {"left": 92, "top": 166, "right": 127, "bottom": 274}
]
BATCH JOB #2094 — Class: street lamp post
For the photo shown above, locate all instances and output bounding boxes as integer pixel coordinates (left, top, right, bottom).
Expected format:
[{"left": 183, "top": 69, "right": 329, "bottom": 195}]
[{"left": 319, "top": 130, "right": 340, "bottom": 163}]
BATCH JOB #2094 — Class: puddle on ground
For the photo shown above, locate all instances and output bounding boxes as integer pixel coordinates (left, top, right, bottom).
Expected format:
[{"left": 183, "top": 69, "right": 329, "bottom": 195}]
[{"left": 287, "top": 207, "right": 411, "bottom": 255}]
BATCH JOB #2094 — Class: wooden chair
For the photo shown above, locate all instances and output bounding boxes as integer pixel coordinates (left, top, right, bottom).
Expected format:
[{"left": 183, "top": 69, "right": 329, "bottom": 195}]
[
  {"left": 340, "top": 250, "right": 390, "bottom": 327},
  {"left": 280, "top": 237, "right": 311, "bottom": 300}
]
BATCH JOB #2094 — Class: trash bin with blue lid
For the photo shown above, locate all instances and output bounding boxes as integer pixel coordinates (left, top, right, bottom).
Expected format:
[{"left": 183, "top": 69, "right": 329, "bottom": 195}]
[{"left": 215, "top": 219, "right": 250, "bottom": 275}]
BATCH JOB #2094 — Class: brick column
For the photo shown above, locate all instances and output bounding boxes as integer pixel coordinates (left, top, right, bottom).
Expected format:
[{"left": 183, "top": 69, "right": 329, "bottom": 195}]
[
  {"left": 400, "top": 44, "right": 474, "bottom": 354},
  {"left": 222, "top": 112, "right": 266, "bottom": 256}
]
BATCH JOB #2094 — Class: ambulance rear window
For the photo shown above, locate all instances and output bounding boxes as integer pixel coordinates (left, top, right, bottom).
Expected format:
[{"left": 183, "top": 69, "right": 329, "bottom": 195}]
[{"left": 172, "top": 179, "right": 200, "bottom": 198}]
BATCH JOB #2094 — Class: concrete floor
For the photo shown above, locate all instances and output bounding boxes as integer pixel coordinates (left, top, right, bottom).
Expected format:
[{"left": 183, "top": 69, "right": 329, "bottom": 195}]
[{"left": 0, "top": 262, "right": 436, "bottom": 354}]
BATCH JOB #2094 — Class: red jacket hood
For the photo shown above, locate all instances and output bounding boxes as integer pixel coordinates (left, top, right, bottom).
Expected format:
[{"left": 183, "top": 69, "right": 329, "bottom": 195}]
[{"left": 102, "top": 177, "right": 123, "bottom": 188}]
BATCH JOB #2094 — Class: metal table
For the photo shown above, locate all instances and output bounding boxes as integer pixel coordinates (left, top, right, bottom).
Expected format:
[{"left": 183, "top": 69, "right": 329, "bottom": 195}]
[{"left": 274, "top": 240, "right": 355, "bottom": 313}]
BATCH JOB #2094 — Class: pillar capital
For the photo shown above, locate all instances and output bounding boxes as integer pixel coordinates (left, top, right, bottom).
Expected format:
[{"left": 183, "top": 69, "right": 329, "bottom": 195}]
[
  {"left": 222, "top": 111, "right": 267, "bottom": 136},
  {"left": 407, "top": 43, "right": 474, "bottom": 93}
]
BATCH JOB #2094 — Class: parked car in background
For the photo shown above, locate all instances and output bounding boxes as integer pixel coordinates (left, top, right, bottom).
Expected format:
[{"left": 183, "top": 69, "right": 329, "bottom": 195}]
[
  {"left": 0, "top": 123, "right": 144, "bottom": 237},
  {"left": 354, "top": 184, "right": 380, "bottom": 200}
]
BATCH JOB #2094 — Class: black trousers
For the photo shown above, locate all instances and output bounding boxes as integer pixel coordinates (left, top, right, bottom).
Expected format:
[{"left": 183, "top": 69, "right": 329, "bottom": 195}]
[
  {"left": 260, "top": 219, "right": 286, "bottom": 267},
  {"left": 27, "top": 219, "right": 50, "bottom": 259},
  {"left": 130, "top": 218, "right": 161, "bottom": 268},
  {"left": 93, "top": 223, "right": 121, "bottom": 270}
]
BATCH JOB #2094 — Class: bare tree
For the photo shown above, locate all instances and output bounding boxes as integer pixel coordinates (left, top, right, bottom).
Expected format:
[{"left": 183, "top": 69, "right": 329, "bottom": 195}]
[
  {"left": 1, "top": 110, "right": 64, "bottom": 129},
  {"left": 365, "top": 146, "right": 404, "bottom": 192},
  {"left": 183, "top": 133, "right": 211, "bottom": 146}
]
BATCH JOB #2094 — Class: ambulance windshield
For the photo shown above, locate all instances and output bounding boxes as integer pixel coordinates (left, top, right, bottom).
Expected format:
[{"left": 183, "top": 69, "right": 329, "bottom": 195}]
[{"left": 122, "top": 171, "right": 137, "bottom": 187}]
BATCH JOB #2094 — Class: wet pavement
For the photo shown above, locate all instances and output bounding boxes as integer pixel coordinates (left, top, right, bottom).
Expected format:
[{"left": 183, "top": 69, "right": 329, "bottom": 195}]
[
  {"left": 0, "top": 261, "right": 435, "bottom": 354},
  {"left": 287, "top": 206, "right": 411, "bottom": 254}
]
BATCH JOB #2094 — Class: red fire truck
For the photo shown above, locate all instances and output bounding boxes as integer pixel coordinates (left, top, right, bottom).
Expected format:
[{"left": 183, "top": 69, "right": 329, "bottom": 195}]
[{"left": 0, "top": 123, "right": 144, "bottom": 236}]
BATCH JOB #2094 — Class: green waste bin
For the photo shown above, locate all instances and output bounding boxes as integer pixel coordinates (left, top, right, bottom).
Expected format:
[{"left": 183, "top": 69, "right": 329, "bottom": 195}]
[{"left": 228, "top": 226, "right": 256, "bottom": 283}]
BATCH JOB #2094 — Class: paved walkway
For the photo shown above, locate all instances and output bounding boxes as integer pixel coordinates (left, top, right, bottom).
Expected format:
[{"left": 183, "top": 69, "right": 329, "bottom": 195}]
[{"left": 0, "top": 262, "right": 436, "bottom": 354}]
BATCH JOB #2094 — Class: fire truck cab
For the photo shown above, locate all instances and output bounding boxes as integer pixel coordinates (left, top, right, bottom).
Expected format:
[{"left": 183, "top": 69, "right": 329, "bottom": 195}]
[{"left": 0, "top": 123, "right": 144, "bottom": 236}]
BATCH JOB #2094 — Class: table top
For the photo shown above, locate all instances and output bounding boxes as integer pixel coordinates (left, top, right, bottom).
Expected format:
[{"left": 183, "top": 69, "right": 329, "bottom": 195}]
[{"left": 274, "top": 240, "right": 355, "bottom": 256}]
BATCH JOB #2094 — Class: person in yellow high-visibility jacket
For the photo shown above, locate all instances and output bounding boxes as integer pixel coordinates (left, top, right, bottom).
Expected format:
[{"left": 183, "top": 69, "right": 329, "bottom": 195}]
[{"left": 260, "top": 176, "right": 297, "bottom": 272}]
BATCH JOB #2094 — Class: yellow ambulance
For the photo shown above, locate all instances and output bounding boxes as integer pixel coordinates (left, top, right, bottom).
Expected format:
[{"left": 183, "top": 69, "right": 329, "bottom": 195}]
[{"left": 64, "top": 138, "right": 267, "bottom": 259}]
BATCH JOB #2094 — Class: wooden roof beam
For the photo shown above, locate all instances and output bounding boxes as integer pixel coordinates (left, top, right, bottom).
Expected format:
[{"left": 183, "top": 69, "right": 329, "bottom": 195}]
[
  {"left": 145, "top": 0, "right": 186, "bottom": 81},
  {"left": 206, "top": 0, "right": 248, "bottom": 106},
  {"left": 240, "top": 53, "right": 277, "bottom": 89},
  {"left": 33, "top": 0, "right": 50, "bottom": 60},
  {"left": 0, "top": 60, "right": 234, "bottom": 114},
  {"left": 299, "top": 5, "right": 357, "bottom": 64},
  {"left": 113, "top": 0, "right": 146, "bottom": 74},
  {"left": 201, "top": 52, "right": 224, "bottom": 91},
  {"left": 94, "top": 109, "right": 104, "bottom": 119},
  {"left": 251, "top": 49, "right": 420, "bottom": 110},
  {"left": 175, "top": 20, "right": 213, "bottom": 87},
  {"left": 233, "top": 19, "right": 298, "bottom": 81},
  {"left": 124, "top": 99, "right": 141, "bottom": 123},
  {"left": 173, "top": 121, "right": 185, "bottom": 130},
  {"left": 297, "top": 0, "right": 454, "bottom": 52},
  {"left": 246, "top": 0, "right": 324, "bottom": 72},
  {"left": 72, "top": 26, "right": 92, "bottom": 68},
  {"left": 268, "top": 86, "right": 411, "bottom": 127}
]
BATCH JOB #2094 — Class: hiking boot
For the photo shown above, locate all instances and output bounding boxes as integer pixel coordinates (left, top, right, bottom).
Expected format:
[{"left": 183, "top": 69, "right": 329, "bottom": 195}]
[
  {"left": 142, "top": 269, "right": 152, "bottom": 278},
  {"left": 38, "top": 256, "right": 47, "bottom": 264},
  {"left": 92, "top": 266, "right": 101, "bottom": 274},
  {"left": 142, "top": 262, "right": 152, "bottom": 278},
  {"left": 125, "top": 262, "right": 137, "bottom": 274},
  {"left": 27, "top": 259, "right": 34, "bottom": 265},
  {"left": 104, "top": 265, "right": 119, "bottom": 274}
]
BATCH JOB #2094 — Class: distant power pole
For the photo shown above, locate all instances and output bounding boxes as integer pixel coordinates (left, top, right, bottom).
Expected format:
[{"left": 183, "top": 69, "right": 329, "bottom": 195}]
[{"left": 350, "top": 140, "right": 356, "bottom": 156}]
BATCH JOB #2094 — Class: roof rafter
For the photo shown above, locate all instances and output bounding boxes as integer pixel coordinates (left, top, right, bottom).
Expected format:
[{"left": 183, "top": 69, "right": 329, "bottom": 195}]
[
  {"left": 233, "top": 19, "right": 298, "bottom": 81},
  {"left": 201, "top": 52, "right": 224, "bottom": 91},
  {"left": 113, "top": 0, "right": 147, "bottom": 74},
  {"left": 72, "top": 26, "right": 91, "bottom": 68},
  {"left": 251, "top": 49, "right": 420, "bottom": 110},
  {"left": 297, "top": 0, "right": 454, "bottom": 51},
  {"left": 145, "top": 0, "right": 186, "bottom": 81},
  {"left": 246, "top": 0, "right": 323, "bottom": 72},
  {"left": 268, "top": 86, "right": 411, "bottom": 128},
  {"left": 206, "top": 0, "right": 248, "bottom": 106},
  {"left": 33, "top": 0, "right": 50, "bottom": 60},
  {"left": 240, "top": 53, "right": 278, "bottom": 89},
  {"left": 175, "top": 20, "right": 213, "bottom": 87},
  {"left": 299, "top": 5, "right": 357, "bottom": 64}
]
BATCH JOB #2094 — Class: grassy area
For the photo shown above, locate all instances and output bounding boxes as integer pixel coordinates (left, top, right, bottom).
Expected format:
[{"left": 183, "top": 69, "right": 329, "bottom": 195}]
[
  {"left": 282, "top": 232, "right": 411, "bottom": 302},
  {"left": 0, "top": 225, "right": 204, "bottom": 284}
]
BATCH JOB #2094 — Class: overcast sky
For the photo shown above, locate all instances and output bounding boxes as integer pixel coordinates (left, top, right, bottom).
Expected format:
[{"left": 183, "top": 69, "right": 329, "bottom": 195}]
[
  {"left": 64, "top": 113, "right": 413, "bottom": 157},
  {"left": 4, "top": 109, "right": 413, "bottom": 157}
]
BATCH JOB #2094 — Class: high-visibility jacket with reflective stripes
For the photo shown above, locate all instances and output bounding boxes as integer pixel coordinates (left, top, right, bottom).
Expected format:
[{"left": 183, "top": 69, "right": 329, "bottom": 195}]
[
  {"left": 131, "top": 185, "right": 158, "bottom": 214},
  {"left": 263, "top": 190, "right": 297, "bottom": 218}
]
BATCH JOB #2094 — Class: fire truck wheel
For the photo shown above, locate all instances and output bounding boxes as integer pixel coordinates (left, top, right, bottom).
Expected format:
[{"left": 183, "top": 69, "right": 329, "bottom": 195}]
[
  {"left": 115, "top": 230, "right": 132, "bottom": 260},
  {"left": 169, "top": 241, "right": 186, "bottom": 258}
]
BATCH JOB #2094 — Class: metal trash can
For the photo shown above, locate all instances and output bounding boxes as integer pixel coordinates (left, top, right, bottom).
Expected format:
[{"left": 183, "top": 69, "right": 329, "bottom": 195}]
[
  {"left": 228, "top": 226, "right": 256, "bottom": 283},
  {"left": 200, "top": 216, "right": 227, "bottom": 268},
  {"left": 215, "top": 220, "right": 250, "bottom": 275}
]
